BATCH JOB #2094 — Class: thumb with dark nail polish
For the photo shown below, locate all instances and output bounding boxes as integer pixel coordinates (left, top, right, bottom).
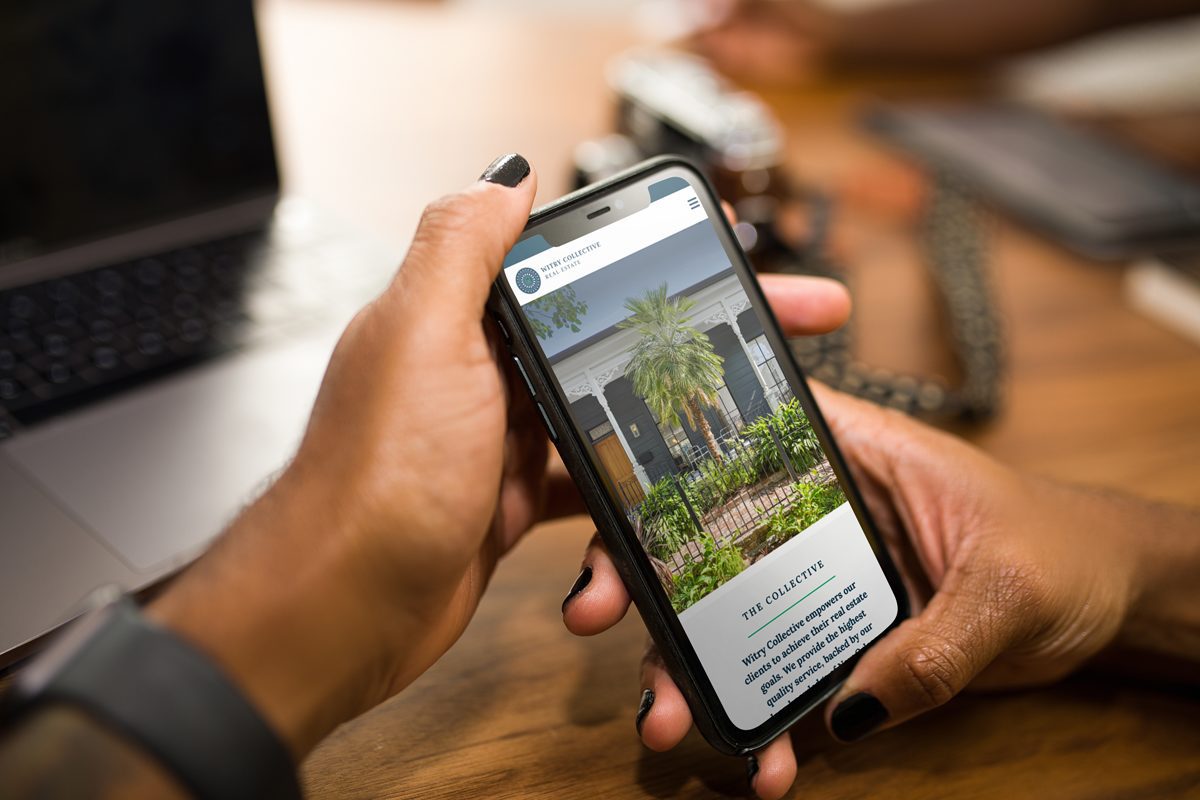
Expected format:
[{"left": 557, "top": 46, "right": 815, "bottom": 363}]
[{"left": 480, "top": 153, "right": 531, "bottom": 187}]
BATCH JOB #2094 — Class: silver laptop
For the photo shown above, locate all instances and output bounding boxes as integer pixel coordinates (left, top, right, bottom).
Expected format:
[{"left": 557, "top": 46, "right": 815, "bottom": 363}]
[{"left": 0, "top": 1, "right": 394, "bottom": 665}]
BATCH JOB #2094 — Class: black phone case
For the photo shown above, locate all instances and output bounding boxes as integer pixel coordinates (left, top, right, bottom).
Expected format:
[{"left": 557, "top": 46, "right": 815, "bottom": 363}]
[{"left": 488, "top": 156, "right": 910, "bottom": 754}]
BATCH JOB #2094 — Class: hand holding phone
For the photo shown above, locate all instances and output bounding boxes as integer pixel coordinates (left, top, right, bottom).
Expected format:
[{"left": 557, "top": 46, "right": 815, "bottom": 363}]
[{"left": 491, "top": 158, "right": 909, "bottom": 754}]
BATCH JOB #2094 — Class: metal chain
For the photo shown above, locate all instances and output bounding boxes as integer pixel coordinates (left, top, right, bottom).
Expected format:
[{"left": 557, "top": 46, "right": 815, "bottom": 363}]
[{"left": 767, "top": 173, "right": 1004, "bottom": 422}]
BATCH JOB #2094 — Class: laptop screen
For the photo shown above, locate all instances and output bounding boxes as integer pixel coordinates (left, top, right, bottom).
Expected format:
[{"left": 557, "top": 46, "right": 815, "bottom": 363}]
[{"left": 0, "top": 0, "right": 278, "bottom": 267}]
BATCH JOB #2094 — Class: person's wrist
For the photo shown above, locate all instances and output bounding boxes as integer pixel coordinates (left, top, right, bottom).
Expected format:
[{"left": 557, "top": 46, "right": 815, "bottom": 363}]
[
  {"left": 1114, "top": 494, "right": 1200, "bottom": 659},
  {"left": 1010, "top": 478, "right": 1139, "bottom": 662},
  {"left": 147, "top": 460, "right": 399, "bottom": 758}
]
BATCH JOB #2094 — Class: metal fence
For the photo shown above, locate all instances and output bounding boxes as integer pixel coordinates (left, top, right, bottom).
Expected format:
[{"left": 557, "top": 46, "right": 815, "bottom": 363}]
[{"left": 634, "top": 421, "right": 836, "bottom": 576}]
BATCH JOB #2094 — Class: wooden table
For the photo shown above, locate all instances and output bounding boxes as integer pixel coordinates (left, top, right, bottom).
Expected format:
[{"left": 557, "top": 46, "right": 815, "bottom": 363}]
[{"left": 256, "top": 2, "right": 1200, "bottom": 796}]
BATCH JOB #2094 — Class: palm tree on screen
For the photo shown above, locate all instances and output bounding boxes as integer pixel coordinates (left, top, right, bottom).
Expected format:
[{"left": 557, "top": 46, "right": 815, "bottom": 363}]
[{"left": 619, "top": 284, "right": 725, "bottom": 463}]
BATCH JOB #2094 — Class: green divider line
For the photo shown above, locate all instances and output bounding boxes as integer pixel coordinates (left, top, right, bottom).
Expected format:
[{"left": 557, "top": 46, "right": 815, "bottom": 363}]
[{"left": 747, "top": 575, "right": 838, "bottom": 639}]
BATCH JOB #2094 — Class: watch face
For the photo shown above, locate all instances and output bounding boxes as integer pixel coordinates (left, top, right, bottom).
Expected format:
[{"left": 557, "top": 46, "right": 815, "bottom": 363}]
[{"left": 514, "top": 267, "right": 541, "bottom": 294}]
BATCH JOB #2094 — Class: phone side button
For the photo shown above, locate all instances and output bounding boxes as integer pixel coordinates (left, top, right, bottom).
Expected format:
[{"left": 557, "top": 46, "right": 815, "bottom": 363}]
[
  {"left": 492, "top": 314, "right": 511, "bottom": 342},
  {"left": 536, "top": 402, "right": 558, "bottom": 442},
  {"left": 513, "top": 356, "right": 536, "bottom": 398}
]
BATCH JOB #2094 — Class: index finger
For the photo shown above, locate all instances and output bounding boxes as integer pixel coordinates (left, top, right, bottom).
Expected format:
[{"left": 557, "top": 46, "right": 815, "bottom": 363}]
[{"left": 760, "top": 273, "right": 851, "bottom": 337}]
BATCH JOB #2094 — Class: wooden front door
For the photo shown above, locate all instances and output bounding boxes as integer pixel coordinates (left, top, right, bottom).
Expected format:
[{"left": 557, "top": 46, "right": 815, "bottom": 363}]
[{"left": 594, "top": 435, "right": 644, "bottom": 508}]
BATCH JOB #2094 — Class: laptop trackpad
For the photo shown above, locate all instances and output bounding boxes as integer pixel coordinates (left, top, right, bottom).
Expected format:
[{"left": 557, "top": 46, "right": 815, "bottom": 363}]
[{"left": 3, "top": 334, "right": 338, "bottom": 571}]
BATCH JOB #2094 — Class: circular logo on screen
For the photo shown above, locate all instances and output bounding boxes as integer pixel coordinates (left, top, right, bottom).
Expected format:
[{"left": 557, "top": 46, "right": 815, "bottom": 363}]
[{"left": 514, "top": 267, "right": 541, "bottom": 294}]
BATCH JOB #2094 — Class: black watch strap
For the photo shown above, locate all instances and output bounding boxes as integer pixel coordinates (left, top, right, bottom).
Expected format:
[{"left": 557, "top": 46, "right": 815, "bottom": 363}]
[{"left": 3, "top": 592, "right": 301, "bottom": 800}]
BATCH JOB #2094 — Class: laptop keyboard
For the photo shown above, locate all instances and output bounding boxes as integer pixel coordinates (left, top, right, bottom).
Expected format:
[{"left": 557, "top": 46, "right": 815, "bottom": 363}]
[{"left": 0, "top": 231, "right": 270, "bottom": 434}]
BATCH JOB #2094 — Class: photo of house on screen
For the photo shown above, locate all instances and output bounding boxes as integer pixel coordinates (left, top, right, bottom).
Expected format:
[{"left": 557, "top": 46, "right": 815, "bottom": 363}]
[
  {"left": 532, "top": 220, "right": 774, "bottom": 486},
  {"left": 532, "top": 213, "right": 846, "bottom": 613},
  {"left": 548, "top": 266, "right": 784, "bottom": 501}
]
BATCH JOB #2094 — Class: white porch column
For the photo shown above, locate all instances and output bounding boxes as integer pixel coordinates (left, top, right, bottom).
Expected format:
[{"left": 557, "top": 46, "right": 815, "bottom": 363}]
[
  {"left": 585, "top": 368, "right": 652, "bottom": 488},
  {"left": 720, "top": 298, "right": 778, "bottom": 412}
]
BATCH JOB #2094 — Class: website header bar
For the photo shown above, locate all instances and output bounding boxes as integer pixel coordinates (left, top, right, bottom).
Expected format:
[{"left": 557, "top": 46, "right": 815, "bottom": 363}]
[{"left": 503, "top": 187, "right": 706, "bottom": 305}]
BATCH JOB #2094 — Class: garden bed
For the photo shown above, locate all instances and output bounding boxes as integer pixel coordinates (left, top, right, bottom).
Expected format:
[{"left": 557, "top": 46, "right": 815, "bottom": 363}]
[{"left": 665, "top": 461, "right": 842, "bottom": 573}]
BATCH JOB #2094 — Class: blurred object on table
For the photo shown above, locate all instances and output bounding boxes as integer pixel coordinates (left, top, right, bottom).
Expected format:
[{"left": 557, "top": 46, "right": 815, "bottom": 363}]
[
  {"left": 573, "top": 50, "right": 1004, "bottom": 422},
  {"left": 1124, "top": 252, "right": 1200, "bottom": 346},
  {"left": 673, "top": 0, "right": 1200, "bottom": 171},
  {"left": 862, "top": 104, "right": 1200, "bottom": 261},
  {"left": 999, "top": 15, "right": 1200, "bottom": 174},
  {"left": 684, "top": 0, "right": 1200, "bottom": 84},
  {"left": 1001, "top": 17, "right": 1200, "bottom": 116}
]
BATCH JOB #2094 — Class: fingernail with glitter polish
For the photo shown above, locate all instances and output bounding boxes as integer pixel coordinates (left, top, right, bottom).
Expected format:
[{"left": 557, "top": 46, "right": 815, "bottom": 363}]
[{"left": 480, "top": 153, "right": 530, "bottom": 187}]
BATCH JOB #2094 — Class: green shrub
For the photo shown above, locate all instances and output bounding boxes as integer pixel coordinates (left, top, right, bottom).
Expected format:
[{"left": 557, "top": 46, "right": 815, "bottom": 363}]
[
  {"left": 669, "top": 532, "right": 746, "bottom": 613},
  {"left": 760, "top": 481, "right": 848, "bottom": 546},
  {"left": 741, "top": 399, "right": 822, "bottom": 478},
  {"left": 798, "top": 480, "right": 845, "bottom": 517},
  {"left": 776, "top": 400, "right": 822, "bottom": 470},
  {"left": 721, "top": 447, "right": 758, "bottom": 489},
  {"left": 762, "top": 504, "right": 808, "bottom": 543},
  {"left": 688, "top": 456, "right": 756, "bottom": 515},
  {"left": 740, "top": 415, "right": 784, "bottom": 477},
  {"left": 637, "top": 476, "right": 696, "bottom": 561}
]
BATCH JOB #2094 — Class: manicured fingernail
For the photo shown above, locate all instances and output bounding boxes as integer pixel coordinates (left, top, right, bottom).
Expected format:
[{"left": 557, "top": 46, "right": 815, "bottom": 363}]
[
  {"left": 746, "top": 754, "right": 759, "bottom": 791},
  {"left": 561, "top": 565, "right": 592, "bottom": 613},
  {"left": 830, "top": 692, "right": 888, "bottom": 742},
  {"left": 480, "top": 153, "right": 530, "bottom": 187},
  {"left": 635, "top": 688, "right": 655, "bottom": 736}
]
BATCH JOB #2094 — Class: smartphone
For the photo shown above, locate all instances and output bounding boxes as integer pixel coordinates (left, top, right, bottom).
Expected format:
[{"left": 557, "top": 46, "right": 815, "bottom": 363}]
[{"left": 490, "top": 157, "right": 909, "bottom": 754}]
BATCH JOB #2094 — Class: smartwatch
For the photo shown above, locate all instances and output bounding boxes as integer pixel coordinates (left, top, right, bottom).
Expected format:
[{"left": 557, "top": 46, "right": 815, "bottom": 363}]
[{"left": 0, "top": 587, "right": 301, "bottom": 800}]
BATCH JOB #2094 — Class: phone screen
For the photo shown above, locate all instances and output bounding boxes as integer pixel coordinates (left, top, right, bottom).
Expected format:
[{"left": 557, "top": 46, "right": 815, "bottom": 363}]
[{"left": 502, "top": 170, "right": 899, "bottom": 732}]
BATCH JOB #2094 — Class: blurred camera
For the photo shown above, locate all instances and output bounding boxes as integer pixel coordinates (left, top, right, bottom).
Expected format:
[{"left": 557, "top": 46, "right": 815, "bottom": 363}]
[
  {"left": 573, "top": 49, "right": 793, "bottom": 247},
  {"left": 574, "top": 49, "right": 1003, "bottom": 423}
]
